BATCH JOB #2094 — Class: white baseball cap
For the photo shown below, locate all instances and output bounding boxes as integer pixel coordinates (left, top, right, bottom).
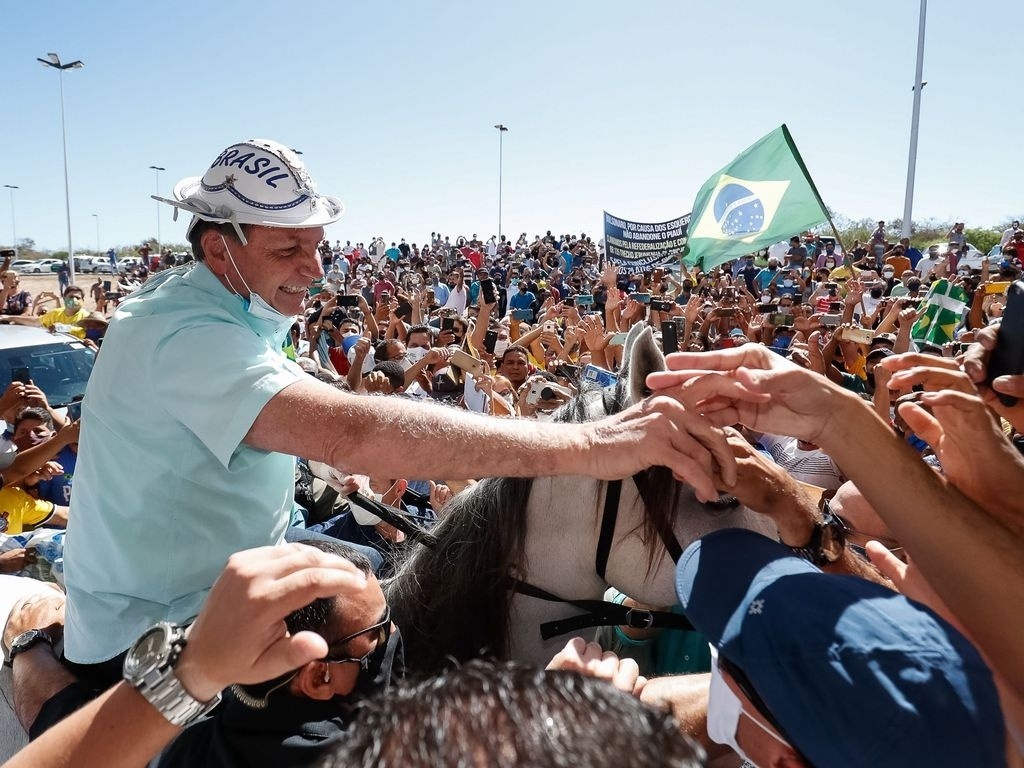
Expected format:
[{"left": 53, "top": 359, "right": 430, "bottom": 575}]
[{"left": 153, "top": 139, "right": 344, "bottom": 246}]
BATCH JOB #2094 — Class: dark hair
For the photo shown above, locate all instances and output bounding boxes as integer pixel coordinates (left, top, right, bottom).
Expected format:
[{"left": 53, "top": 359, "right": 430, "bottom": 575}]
[
  {"left": 187, "top": 220, "right": 253, "bottom": 261},
  {"left": 406, "top": 324, "right": 435, "bottom": 344},
  {"left": 14, "top": 406, "right": 53, "bottom": 431},
  {"left": 497, "top": 344, "right": 529, "bottom": 366},
  {"left": 371, "top": 361, "right": 406, "bottom": 391},
  {"left": 62, "top": 284, "right": 84, "bottom": 299},
  {"left": 318, "top": 660, "right": 702, "bottom": 768},
  {"left": 283, "top": 539, "right": 373, "bottom": 637}
]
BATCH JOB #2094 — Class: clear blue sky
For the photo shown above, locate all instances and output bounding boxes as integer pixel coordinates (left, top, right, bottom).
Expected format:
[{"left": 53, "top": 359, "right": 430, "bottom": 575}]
[{"left": 2, "top": 0, "right": 1020, "bottom": 253}]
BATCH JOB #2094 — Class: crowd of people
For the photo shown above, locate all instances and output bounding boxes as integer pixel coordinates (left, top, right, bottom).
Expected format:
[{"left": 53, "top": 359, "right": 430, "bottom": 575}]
[{"left": 0, "top": 137, "right": 1021, "bottom": 767}]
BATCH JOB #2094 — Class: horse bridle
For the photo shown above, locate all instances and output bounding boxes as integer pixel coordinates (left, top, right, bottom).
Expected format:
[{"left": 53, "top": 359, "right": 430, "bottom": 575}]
[{"left": 508, "top": 478, "right": 694, "bottom": 641}]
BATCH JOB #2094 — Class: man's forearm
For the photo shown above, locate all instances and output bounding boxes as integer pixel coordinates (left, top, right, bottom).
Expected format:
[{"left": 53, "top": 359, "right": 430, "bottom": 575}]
[
  {"left": 5, "top": 681, "right": 180, "bottom": 768},
  {"left": 247, "top": 379, "right": 590, "bottom": 482}
]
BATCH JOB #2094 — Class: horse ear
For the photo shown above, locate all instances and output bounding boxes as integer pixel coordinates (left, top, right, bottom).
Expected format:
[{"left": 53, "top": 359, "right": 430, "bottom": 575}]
[{"left": 620, "top": 325, "right": 666, "bottom": 406}]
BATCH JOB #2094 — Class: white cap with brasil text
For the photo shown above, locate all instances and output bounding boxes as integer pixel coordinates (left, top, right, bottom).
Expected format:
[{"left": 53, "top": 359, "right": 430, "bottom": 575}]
[{"left": 153, "top": 139, "right": 344, "bottom": 245}]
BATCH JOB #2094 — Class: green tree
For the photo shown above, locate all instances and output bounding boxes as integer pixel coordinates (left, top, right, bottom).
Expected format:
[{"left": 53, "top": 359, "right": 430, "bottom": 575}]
[{"left": 963, "top": 227, "right": 999, "bottom": 254}]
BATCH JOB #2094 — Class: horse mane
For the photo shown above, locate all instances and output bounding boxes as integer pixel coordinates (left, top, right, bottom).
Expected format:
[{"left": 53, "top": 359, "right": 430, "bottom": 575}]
[{"left": 386, "top": 475, "right": 533, "bottom": 673}]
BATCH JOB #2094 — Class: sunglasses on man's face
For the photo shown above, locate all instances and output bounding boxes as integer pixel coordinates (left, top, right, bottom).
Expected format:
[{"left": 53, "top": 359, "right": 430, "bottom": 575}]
[{"left": 323, "top": 607, "right": 392, "bottom": 671}]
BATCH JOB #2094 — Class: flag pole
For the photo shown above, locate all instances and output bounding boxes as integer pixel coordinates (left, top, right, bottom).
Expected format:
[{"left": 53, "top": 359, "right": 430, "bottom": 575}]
[{"left": 779, "top": 125, "right": 845, "bottom": 252}]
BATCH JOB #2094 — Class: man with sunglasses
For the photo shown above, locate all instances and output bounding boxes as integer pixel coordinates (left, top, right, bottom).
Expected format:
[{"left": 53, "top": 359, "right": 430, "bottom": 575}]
[{"left": 11, "top": 540, "right": 401, "bottom": 768}]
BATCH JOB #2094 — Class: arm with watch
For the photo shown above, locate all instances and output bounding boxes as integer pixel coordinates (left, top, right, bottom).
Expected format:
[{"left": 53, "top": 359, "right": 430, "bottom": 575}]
[
  {"left": 4, "top": 544, "right": 368, "bottom": 768},
  {"left": 648, "top": 346, "right": 1024, "bottom": 698}
]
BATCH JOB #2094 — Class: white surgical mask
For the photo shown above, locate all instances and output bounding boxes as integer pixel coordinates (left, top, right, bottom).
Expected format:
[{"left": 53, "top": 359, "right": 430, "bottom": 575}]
[
  {"left": 825, "top": 259, "right": 835, "bottom": 268},
  {"left": 220, "top": 235, "right": 295, "bottom": 328},
  {"left": 493, "top": 338, "right": 510, "bottom": 357},
  {"left": 404, "top": 346, "right": 429, "bottom": 365},
  {"left": 707, "top": 655, "right": 751, "bottom": 762},
  {"left": 882, "top": 271, "right": 894, "bottom": 279},
  {"left": 782, "top": 280, "right": 793, "bottom": 288}
]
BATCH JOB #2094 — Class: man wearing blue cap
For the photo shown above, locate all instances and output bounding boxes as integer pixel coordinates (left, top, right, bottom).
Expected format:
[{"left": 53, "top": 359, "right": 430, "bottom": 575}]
[{"left": 675, "top": 528, "right": 1007, "bottom": 767}]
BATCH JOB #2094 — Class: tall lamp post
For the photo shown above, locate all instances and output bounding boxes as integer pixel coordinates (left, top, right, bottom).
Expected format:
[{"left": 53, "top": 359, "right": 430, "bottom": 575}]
[
  {"left": 92, "top": 213, "right": 101, "bottom": 254},
  {"left": 149, "top": 165, "right": 166, "bottom": 261},
  {"left": 38, "top": 52, "right": 84, "bottom": 284},
  {"left": 2, "top": 185, "right": 17, "bottom": 258},
  {"left": 494, "top": 124, "right": 508, "bottom": 243},
  {"left": 901, "top": 0, "right": 927, "bottom": 239}
]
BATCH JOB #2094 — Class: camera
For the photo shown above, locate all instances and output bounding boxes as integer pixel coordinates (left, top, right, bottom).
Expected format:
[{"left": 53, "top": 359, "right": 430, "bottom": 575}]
[{"left": 524, "top": 380, "right": 573, "bottom": 406}]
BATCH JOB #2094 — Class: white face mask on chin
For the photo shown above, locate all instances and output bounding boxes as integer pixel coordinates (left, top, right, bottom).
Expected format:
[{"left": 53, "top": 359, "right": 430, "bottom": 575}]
[{"left": 220, "top": 235, "right": 296, "bottom": 326}]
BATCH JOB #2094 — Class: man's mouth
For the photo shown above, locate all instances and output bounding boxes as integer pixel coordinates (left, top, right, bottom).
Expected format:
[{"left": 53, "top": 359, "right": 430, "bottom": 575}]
[{"left": 280, "top": 285, "right": 307, "bottom": 295}]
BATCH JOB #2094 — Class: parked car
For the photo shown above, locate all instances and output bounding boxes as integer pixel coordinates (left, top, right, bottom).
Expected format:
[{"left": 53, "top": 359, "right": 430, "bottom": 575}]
[
  {"left": 928, "top": 242, "right": 994, "bottom": 271},
  {"left": 9, "top": 260, "right": 35, "bottom": 273},
  {"left": 24, "top": 258, "right": 64, "bottom": 274},
  {"left": 0, "top": 326, "right": 95, "bottom": 417},
  {"left": 78, "top": 257, "right": 115, "bottom": 274}
]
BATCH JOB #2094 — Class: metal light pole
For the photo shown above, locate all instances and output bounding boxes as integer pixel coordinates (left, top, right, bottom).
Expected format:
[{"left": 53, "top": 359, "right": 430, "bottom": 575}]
[
  {"left": 38, "top": 53, "right": 84, "bottom": 284},
  {"left": 494, "top": 124, "right": 508, "bottom": 243},
  {"left": 92, "top": 213, "right": 100, "bottom": 254},
  {"left": 149, "top": 166, "right": 165, "bottom": 261},
  {"left": 901, "top": 0, "right": 927, "bottom": 239},
  {"left": 2, "top": 185, "right": 17, "bottom": 258}
]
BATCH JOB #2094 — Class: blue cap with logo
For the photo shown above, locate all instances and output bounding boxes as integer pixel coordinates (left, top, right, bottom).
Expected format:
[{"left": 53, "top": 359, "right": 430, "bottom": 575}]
[{"left": 675, "top": 529, "right": 1006, "bottom": 768}]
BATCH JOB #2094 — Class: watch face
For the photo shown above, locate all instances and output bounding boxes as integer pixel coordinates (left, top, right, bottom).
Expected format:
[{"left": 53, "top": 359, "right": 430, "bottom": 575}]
[{"left": 124, "top": 624, "right": 170, "bottom": 679}]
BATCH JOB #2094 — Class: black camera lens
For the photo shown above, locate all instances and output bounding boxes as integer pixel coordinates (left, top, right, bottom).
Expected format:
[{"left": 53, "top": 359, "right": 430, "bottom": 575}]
[{"left": 541, "top": 387, "right": 555, "bottom": 400}]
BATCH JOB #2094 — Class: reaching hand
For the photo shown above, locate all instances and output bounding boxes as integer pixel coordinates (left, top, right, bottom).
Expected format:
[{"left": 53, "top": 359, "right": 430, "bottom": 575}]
[
  {"left": 174, "top": 545, "right": 370, "bottom": 702},
  {"left": 962, "top": 324, "right": 1024, "bottom": 432},
  {"left": 545, "top": 637, "right": 646, "bottom": 698}
]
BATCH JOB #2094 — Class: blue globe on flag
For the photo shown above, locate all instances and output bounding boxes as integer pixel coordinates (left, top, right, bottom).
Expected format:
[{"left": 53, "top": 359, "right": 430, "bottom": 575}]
[{"left": 713, "top": 183, "right": 765, "bottom": 237}]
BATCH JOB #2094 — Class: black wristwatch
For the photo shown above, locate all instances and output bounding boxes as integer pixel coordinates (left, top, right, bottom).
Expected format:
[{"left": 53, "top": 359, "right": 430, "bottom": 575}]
[
  {"left": 6, "top": 629, "right": 55, "bottom": 666},
  {"left": 788, "top": 508, "right": 846, "bottom": 566}
]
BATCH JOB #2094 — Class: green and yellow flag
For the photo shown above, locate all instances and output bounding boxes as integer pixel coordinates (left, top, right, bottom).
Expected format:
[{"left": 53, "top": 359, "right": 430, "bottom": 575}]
[
  {"left": 911, "top": 279, "right": 968, "bottom": 345},
  {"left": 686, "top": 125, "right": 829, "bottom": 271}
]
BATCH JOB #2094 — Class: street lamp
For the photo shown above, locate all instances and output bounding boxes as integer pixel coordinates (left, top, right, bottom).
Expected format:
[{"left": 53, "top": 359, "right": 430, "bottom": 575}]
[
  {"left": 149, "top": 165, "right": 166, "bottom": 261},
  {"left": 38, "top": 52, "right": 84, "bottom": 284},
  {"left": 2, "top": 185, "right": 17, "bottom": 258},
  {"left": 494, "top": 124, "right": 508, "bottom": 243},
  {"left": 901, "top": 0, "right": 927, "bottom": 239},
  {"left": 92, "top": 213, "right": 100, "bottom": 254}
]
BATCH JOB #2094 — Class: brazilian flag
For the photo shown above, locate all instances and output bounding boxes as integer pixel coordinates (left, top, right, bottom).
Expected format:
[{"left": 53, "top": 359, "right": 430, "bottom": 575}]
[
  {"left": 686, "top": 125, "right": 829, "bottom": 271},
  {"left": 911, "top": 279, "right": 968, "bottom": 345}
]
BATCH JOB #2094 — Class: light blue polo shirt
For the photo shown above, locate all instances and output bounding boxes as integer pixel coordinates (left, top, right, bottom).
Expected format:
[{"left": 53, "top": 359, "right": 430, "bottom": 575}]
[{"left": 63, "top": 263, "right": 305, "bottom": 663}]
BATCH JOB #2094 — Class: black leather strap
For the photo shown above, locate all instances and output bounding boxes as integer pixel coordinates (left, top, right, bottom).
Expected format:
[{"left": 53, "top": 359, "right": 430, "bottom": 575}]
[
  {"left": 509, "top": 578, "right": 693, "bottom": 641},
  {"left": 595, "top": 480, "right": 622, "bottom": 581}
]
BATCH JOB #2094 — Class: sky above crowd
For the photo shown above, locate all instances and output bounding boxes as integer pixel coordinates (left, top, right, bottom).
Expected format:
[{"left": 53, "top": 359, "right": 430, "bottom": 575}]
[{"left": 2, "top": 0, "right": 1021, "bottom": 253}]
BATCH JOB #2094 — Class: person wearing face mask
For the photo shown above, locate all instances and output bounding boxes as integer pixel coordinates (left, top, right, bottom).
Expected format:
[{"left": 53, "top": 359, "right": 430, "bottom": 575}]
[
  {"left": 677, "top": 529, "right": 1008, "bottom": 768},
  {"left": 1, "top": 286, "right": 89, "bottom": 339}
]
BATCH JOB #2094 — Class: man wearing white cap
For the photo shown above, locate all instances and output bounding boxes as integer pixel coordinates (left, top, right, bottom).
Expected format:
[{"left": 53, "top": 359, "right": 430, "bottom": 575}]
[{"left": 57, "top": 139, "right": 741, "bottom": 696}]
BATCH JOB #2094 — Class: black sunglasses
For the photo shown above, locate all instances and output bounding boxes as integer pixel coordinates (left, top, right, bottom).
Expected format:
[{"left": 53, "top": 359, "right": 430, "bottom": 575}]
[{"left": 323, "top": 607, "right": 391, "bottom": 671}]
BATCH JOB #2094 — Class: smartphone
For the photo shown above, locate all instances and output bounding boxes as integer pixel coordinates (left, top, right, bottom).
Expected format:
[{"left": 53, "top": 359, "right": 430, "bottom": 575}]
[
  {"left": 337, "top": 294, "right": 360, "bottom": 307},
  {"left": 511, "top": 308, "right": 533, "bottom": 321},
  {"left": 582, "top": 364, "right": 618, "bottom": 388},
  {"left": 11, "top": 366, "right": 31, "bottom": 384},
  {"left": 630, "top": 293, "right": 652, "bottom": 304},
  {"left": 542, "top": 321, "right": 559, "bottom": 334},
  {"left": 829, "top": 301, "right": 843, "bottom": 312},
  {"left": 985, "top": 281, "right": 1011, "bottom": 295},
  {"left": 717, "top": 307, "right": 737, "bottom": 317},
  {"left": 899, "top": 298, "right": 919, "bottom": 309},
  {"left": 769, "top": 313, "right": 795, "bottom": 327},
  {"left": 652, "top": 268, "right": 665, "bottom": 284},
  {"left": 842, "top": 327, "right": 873, "bottom": 345},
  {"left": 821, "top": 314, "right": 842, "bottom": 327},
  {"left": 450, "top": 349, "right": 485, "bottom": 378},
  {"left": 661, "top": 320, "right": 679, "bottom": 354},
  {"left": 575, "top": 294, "right": 594, "bottom": 307},
  {"left": 650, "top": 300, "right": 674, "bottom": 313},
  {"left": 103, "top": 280, "right": 112, "bottom": 292},
  {"left": 987, "top": 281, "right": 1024, "bottom": 406},
  {"left": 441, "top": 317, "right": 456, "bottom": 332},
  {"left": 608, "top": 332, "right": 628, "bottom": 346},
  {"left": 65, "top": 399, "right": 83, "bottom": 421},
  {"left": 480, "top": 278, "right": 497, "bottom": 305},
  {"left": 757, "top": 303, "right": 776, "bottom": 314},
  {"left": 484, "top": 329, "right": 498, "bottom": 354},
  {"left": 379, "top": 292, "right": 391, "bottom": 304}
]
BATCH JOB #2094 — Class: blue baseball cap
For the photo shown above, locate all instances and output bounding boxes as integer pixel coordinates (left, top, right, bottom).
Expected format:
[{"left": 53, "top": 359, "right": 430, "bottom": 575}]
[{"left": 675, "top": 529, "right": 1005, "bottom": 768}]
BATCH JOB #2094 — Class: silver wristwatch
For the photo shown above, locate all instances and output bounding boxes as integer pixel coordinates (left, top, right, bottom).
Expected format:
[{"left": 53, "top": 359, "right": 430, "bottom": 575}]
[{"left": 122, "top": 621, "right": 221, "bottom": 727}]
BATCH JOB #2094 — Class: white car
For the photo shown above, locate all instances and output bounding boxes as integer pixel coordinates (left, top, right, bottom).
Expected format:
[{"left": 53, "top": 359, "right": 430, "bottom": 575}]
[
  {"left": 79, "top": 257, "right": 115, "bottom": 274},
  {"left": 16, "top": 258, "right": 63, "bottom": 274},
  {"left": 928, "top": 242, "right": 994, "bottom": 271},
  {"left": 0, "top": 325, "right": 95, "bottom": 417}
]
